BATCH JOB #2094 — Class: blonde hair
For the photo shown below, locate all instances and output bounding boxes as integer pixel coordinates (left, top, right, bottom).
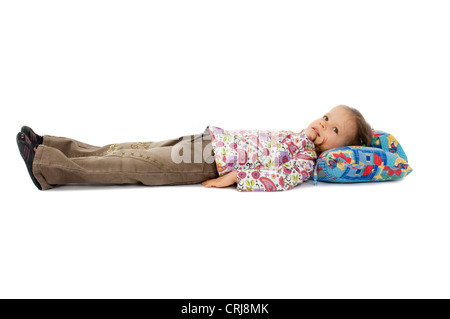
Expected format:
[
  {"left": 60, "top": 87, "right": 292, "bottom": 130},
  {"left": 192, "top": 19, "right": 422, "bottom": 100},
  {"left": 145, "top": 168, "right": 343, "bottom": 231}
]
[{"left": 338, "top": 105, "right": 373, "bottom": 146}]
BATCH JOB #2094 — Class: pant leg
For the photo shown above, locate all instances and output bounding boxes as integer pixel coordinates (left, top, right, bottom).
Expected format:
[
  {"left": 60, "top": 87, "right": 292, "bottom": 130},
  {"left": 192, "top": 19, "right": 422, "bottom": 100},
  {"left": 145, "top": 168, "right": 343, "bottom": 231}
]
[
  {"left": 41, "top": 132, "right": 188, "bottom": 157},
  {"left": 32, "top": 127, "right": 219, "bottom": 190}
]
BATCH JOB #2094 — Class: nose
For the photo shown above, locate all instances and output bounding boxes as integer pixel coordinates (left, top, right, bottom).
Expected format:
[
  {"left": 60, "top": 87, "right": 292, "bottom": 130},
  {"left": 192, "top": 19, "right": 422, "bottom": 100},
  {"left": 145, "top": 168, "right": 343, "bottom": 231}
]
[{"left": 319, "top": 120, "right": 326, "bottom": 129}]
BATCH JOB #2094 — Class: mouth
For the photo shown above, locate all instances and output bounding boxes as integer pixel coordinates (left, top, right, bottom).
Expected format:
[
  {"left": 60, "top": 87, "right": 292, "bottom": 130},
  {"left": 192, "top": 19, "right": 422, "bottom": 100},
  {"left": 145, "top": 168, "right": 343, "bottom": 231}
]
[{"left": 313, "top": 127, "right": 320, "bottom": 137}]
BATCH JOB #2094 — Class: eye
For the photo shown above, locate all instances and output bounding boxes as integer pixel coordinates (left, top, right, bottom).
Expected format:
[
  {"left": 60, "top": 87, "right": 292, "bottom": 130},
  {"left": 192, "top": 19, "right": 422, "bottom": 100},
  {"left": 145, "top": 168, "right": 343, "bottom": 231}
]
[
  {"left": 323, "top": 116, "right": 329, "bottom": 121},
  {"left": 333, "top": 127, "right": 339, "bottom": 134}
]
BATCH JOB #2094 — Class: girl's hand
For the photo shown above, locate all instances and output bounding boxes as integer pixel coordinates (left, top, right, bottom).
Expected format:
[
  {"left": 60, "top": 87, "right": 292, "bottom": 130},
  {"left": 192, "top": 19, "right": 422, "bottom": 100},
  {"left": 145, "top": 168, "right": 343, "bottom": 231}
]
[{"left": 202, "top": 171, "right": 238, "bottom": 188}]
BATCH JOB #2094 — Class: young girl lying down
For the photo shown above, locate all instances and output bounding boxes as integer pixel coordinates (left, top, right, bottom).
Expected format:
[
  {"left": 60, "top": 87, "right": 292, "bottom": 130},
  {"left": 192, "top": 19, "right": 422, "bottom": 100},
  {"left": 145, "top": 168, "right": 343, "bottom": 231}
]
[{"left": 16, "top": 105, "right": 372, "bottom": 191}]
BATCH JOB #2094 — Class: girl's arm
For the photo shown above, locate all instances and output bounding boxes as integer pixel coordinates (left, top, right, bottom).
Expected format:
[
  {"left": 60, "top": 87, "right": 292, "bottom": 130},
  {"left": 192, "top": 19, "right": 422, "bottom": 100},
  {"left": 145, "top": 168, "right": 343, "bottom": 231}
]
[
  {"left": 235, "top": 158, "right": 315, "bottom": 191},
  {"left": 202, "top": 171, "right": 238, "bottom": 188}
]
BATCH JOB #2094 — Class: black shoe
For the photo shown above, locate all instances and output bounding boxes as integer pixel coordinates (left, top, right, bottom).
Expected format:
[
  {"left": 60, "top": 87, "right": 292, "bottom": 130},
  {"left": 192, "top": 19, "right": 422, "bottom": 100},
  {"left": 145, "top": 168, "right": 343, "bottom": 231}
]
[
  {"left": 16, "top": 132, "right": 42, "bottom": 190},
  {"left": 21, "top": 126, "right": 43, "bottom": 147}
]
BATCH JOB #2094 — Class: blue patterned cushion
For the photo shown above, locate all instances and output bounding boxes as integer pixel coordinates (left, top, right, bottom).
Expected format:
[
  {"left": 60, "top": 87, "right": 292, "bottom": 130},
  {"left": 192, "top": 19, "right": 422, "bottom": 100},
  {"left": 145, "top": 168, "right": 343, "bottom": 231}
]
[
  {"left": 370, "top": 130, "right": 408, "bottom": 161},
  {"left": 312, "top": 130, "right": 413, "bottom": 184}
]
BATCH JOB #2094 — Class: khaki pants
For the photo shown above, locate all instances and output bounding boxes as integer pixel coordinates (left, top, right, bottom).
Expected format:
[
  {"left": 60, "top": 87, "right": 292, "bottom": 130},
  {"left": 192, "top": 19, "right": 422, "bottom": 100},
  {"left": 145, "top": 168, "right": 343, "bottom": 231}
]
[{"left": 32, "top": 127, "right": 219, "bottom": 190}]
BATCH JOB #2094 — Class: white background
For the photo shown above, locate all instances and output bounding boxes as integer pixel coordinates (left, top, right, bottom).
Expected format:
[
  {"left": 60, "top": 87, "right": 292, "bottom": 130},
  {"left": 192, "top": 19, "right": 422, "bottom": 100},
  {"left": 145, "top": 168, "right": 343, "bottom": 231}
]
[{"left": 1, "top": 0, "right": 448, "bottom": 298}]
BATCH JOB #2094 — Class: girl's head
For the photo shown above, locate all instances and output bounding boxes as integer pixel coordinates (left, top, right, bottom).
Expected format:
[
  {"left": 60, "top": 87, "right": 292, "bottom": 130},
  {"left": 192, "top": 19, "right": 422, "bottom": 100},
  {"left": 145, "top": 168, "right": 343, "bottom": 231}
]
[{"left": 305, "top": 105, "right": 372, "bottom": 154}]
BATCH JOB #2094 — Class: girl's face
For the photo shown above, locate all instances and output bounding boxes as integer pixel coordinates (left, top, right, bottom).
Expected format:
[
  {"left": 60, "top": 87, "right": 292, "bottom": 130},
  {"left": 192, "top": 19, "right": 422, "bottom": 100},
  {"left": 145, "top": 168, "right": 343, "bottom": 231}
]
[{"left": 305, "top": 106, "right": 357, "bottom": 153}]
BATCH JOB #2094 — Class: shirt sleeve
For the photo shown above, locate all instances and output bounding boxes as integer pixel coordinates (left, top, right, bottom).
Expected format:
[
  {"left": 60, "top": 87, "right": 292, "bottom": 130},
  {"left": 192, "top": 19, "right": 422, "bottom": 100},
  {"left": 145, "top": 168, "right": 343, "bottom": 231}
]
[{"left": 235, "top": 157, "right": 315, "bottom": 192}]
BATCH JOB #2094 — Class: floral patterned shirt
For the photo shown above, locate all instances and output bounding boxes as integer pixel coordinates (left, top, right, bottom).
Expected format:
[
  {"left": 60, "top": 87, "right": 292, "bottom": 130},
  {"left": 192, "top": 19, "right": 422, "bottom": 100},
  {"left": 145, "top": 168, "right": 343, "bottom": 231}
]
[{"left": 207, "top": 125, "right": 317, "bottom": 191}]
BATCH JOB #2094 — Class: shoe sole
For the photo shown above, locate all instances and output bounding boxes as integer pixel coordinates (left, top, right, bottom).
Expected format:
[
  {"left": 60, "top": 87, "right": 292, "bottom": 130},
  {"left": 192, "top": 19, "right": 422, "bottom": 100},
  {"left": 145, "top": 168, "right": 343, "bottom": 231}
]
[{"left": 16, "top": 132, "right": 42, "bottom": 190}]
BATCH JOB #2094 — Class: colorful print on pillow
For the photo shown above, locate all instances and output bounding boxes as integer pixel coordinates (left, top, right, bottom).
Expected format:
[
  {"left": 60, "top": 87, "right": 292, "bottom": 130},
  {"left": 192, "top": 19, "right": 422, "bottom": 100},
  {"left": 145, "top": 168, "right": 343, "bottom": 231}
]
[{"left": 312, "top": 130, "right": 412, "bottom": 184}]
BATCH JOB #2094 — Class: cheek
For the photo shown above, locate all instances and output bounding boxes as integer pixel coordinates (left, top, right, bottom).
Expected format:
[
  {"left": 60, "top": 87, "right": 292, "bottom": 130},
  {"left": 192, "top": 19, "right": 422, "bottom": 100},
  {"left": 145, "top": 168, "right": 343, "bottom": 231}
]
[
  {"left": 323, "top": 134, "right": 337, "bottom": 147},
  {"left": 329, "top": 135, "right": 345, "bottom": 147}
]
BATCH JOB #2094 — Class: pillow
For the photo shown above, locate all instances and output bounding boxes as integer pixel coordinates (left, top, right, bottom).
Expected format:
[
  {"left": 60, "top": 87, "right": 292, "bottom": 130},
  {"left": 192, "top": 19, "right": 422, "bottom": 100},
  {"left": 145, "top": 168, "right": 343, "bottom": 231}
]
[
  {"left": 370, "top": 130, "right": 408, "bottom": 161},
  {"left": 312, "top": 130, "right": 413, "bottom": 185}
]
